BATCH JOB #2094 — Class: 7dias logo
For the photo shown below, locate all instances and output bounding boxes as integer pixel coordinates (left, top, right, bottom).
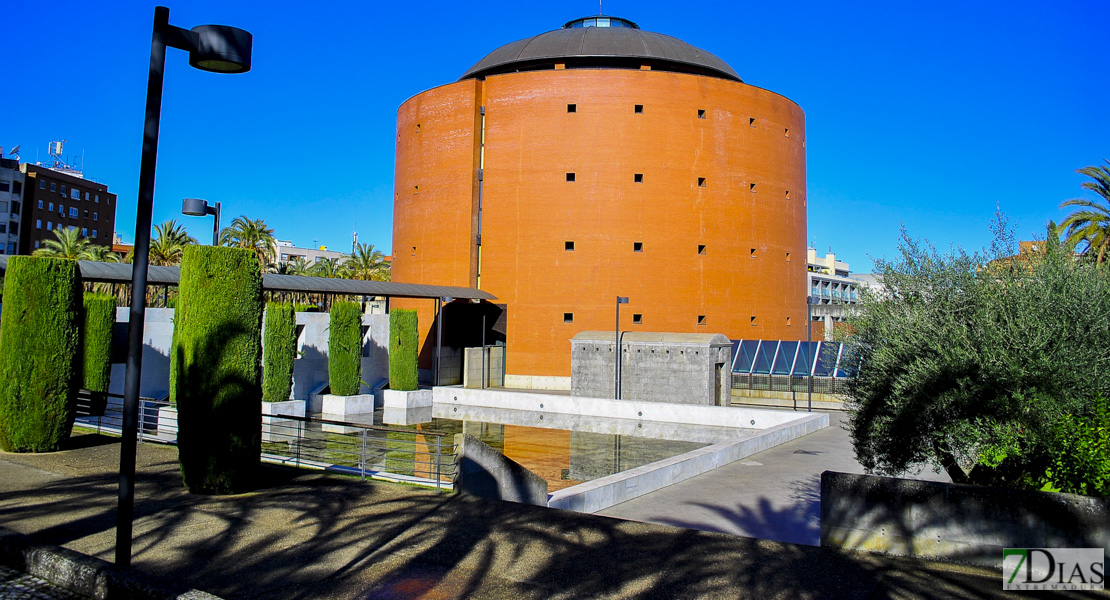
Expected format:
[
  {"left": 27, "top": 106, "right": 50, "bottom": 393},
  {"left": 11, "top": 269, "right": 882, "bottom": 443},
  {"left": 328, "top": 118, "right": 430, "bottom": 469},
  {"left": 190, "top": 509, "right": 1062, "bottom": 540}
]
[{"left": 1003, "top": 548, "right": 1105, "bottom": 591}]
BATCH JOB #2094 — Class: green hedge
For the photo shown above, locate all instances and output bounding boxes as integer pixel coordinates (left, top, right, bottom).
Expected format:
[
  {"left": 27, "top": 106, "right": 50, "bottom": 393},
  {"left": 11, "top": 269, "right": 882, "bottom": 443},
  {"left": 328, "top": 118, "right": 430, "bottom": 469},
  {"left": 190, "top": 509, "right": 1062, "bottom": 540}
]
[
  {"left": 262, "top": 302, "right": 296, "bottom": 403},
  {"left": 171, "top": 246, "right": 263, "bottom": 493},
  {"left": 328, "top": 301, "right": 362, "bottom": 396},
  {"left": 389, "top": 309, "right": 418, "bottom": 391},
  {"left": 0, "top": 257, "right": 81, "bottom": 452},
  {"left": 81, "top": 293, "right": 116, "bottom": 416}
]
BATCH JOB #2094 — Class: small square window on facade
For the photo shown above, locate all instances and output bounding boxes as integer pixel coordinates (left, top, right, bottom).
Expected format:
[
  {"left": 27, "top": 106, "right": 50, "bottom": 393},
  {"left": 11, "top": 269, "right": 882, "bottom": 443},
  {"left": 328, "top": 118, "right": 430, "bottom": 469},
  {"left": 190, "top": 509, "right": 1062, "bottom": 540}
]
[
  {"left": 47, "top": 221, "right": 52, "bottom": 229},
  {"left": 563, "top": 312, "right": 574, "bottom": 323},
  {"left": 50, "top": 182, "right": 56, "bottom": 192},
  {"left": 416, "top": 123, "right": 421, "bottom": 132},
  {"left": 750, "top": 183, "right": 757, "bottom": 192},
  {"left": 92, "top": 229, "right": 98, "bottom": 238},
  {"left": 39, "top": 180, "right": 45, "bottom": 189},
  {"left": 85, "top": 192, "right": 90, "bottom": 200},
  {"left": 567, "top": 103, "right": 576, "bottom": 113},
  {"left": 566, "top": 172, "right": 575, "bottom": 182},
  {"left": 750, "top": 248, "right": 756, "bottom": 257},
  {"left": 697, "top": 109, "right": 706, "bottom": 119},
  {"left": 632, "top": 313, "right": 642, "bottom": 324},
  {"left": 37, "top": 200, "right": 43, "bottom": 209},
  {"left": 786, "top": 251, "right": 791, "bottom": 261},
  {"left": 35, "top": 219, "right": 41, "bottom": 229},
  {"left": 698, "top": 177, "right": 706, "bottom": 187},
  {"left": 93, "top": 212, "right": 98, "bottom": 221},
  {"left": 634, "top": 104, "right": 643, "bottom": 113},
  {"left": 94, "top": 195, "right": 99, "bottom": 203},
  {"left": 697, "top": 315, "right": 706, "bottom": 326},
  {"left": 61, "top": 185, "right": 66, "bottom": 195},
  {"left": 48, "top": 202, "right": 54, "bottom": 211},
  {"left": 565, "top": 241, "right": 575, "bottom": 251},
  {"left": 786, "top": 316, "right": 792, "bottom": 326},
  {"left": 633, "top": 242, "right": 643, "bottom": 252},
  {"left": 749, "top": 117, "right": 756, "bottom": 127},
  {"left": 786, "top": 190, "right": 791, "bottom": 199},
  {"left": 698, "top": 244, "right": 706, "bottom": 255},
  {"left": 81, "top": 228, "right": 87, "bottom": 236},
  {"left": 69, "top": 207, "right": 78, "bottom": 218},
  {"left": 71, "top": 189, "right": 79, "bottom": 200},
  {"left": 634, "top": 173, "right": 643, "bottom": 183},
  {"left": 785, "top": 128, "right": 790, "bottom": 137},
  {"left": 750, "top": 316, "right": 757, "bottom": 325}
]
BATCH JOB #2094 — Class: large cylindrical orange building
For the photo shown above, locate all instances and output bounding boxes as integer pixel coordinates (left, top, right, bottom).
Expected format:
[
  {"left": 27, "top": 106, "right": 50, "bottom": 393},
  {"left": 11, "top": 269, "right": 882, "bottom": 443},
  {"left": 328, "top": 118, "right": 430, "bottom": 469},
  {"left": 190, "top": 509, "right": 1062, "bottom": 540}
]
[{"left": 392, "top": 16, "right": 807, "bottom": 390}]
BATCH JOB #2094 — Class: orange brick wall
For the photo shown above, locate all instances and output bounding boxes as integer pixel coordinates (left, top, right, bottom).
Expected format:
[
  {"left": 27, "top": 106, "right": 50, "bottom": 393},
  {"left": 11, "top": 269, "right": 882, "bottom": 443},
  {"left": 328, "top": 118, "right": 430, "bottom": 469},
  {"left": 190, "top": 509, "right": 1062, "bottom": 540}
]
[{"left": 393, "top": 69, "right": 807, "bottom": 377}]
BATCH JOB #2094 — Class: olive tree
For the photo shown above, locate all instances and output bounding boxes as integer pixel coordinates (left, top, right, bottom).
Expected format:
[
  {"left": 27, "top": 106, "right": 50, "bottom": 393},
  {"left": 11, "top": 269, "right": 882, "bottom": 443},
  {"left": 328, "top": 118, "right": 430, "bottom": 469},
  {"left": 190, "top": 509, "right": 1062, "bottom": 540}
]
[{"left": 842, "top": 219, "right": 1110, "bottom": 489}]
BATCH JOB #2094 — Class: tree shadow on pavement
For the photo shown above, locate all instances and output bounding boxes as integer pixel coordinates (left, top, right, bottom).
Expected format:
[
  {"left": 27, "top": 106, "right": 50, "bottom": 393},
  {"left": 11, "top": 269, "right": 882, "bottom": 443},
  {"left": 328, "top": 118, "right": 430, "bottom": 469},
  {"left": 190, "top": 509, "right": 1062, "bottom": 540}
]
[{"left": 0, "top": 442, "right": 1100, "bottom": 600}]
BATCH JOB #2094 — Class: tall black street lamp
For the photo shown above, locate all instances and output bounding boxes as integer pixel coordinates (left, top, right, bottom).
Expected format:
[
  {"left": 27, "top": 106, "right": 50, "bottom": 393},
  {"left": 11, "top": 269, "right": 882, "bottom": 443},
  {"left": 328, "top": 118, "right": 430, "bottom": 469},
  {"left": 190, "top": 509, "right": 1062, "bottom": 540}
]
[
  {"left": 182, "top": 198, "right": 222, "bottom": 245},
  {"left": 117, "top": 6, "right": 251, "bottom": 567}
]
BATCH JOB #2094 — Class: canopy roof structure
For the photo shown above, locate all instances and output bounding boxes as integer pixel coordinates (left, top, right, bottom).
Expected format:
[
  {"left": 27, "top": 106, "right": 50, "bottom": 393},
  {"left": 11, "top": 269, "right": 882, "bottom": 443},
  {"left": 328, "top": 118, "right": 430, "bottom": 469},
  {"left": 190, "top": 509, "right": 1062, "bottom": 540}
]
[{"left": 0, "top": 257, "right": 496, "bottom": 301}]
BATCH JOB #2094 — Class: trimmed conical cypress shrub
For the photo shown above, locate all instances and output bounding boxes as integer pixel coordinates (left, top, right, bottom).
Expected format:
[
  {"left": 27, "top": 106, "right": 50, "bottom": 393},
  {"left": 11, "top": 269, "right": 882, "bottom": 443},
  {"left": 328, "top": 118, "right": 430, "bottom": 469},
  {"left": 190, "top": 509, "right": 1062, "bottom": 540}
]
[
  {"left": 172, "top": 246, "right": 262, "bottom": 493},
  {"left": 328, "top": 301, "right": 362, "bottom": 396},
  {"left": 0, "top": 256, "right": 81, "bottom": 452},
  {"left": 389, "top": 309, "right": 418, "bottom": 391},
  {"left": 81, "top": 292, "right": 116, "bottom": 416},
  {"left": 262, "top": 302, "right": 296, "bottom": 402}
]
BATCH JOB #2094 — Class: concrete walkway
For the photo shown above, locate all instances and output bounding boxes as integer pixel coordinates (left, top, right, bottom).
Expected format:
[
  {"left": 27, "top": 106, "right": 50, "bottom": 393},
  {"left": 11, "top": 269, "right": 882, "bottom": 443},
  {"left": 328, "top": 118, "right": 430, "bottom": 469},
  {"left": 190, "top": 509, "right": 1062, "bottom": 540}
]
[
  {"left": 598, "top": 411, "right": 949, "bottom": 545},
  {"left": 0, "top": 431, "right": 1088, "bottom": 600}
]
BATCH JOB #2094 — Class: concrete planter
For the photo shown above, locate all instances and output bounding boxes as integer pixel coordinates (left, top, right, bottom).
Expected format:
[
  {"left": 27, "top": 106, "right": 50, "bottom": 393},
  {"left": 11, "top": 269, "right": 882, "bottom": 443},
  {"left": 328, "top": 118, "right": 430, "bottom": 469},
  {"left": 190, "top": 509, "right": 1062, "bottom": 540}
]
[
  {"left": 317, "top": 393, "right": 376, "bottom": 417},
  {"left": 380, "top": 388, "right": 432, "bottom": 410},
  {"left": 154, "top": 405, "right": 177, "bottom": 443},
  {"left": 261, "top": 400, "right": 305, "bottom": 443}
]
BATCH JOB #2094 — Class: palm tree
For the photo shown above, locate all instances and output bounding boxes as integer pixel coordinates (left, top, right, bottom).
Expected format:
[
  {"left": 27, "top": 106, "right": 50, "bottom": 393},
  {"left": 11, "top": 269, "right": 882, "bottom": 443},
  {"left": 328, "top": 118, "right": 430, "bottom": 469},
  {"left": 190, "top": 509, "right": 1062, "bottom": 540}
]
[
  {"left": 1059, "top": 160, "right": 1110, "bottom": 265},
  {"left": 149, "top": 220, "right": 197, "bottom": 266},
  {"left": 312, "top": 257, "right": 345, "bottom": 279},
  {"left": 219, "top": 216, "right": 276, "bottom": 268},
  {"left": 33, "top": 227, "right": 92, "bottom": 259},
  {"left": 346, "top": 243, "right": 391, "bottom": 281}
]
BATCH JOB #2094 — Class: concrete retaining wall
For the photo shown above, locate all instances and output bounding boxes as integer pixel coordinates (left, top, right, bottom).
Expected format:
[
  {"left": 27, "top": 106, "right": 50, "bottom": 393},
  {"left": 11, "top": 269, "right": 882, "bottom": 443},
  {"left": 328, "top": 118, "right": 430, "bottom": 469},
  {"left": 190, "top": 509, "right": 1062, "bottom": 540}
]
[
  {"left": 820, "top": 471, "right": 1110, "bottom": 566},
  {"left": 434, "top": 387, "right": 807, "bottom": 430},
  {"left": 462, "top": 346, "right": 504, "bottom": 388},
  {"left": 108, "top": 309, "right": 390, "bottom": 407},
  {"left": 731, "top": 389, "right": 846, "bottom": 411},
  {"left": 454, "top": 433, "right": 548, "bottom": 506},
  {"left": 571, "top": 332, "right": 732, "bottom": 405}
]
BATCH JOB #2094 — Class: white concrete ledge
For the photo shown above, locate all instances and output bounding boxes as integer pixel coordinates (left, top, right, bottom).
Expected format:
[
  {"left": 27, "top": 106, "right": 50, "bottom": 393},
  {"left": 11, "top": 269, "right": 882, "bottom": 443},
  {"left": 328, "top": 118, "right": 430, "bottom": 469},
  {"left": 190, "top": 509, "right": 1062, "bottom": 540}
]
[
  {"left": 548, "top": 412, "right": 828, "bottom": 512},
  {"left": 434, "top": 386, "right": 806, "bottom": 429}
]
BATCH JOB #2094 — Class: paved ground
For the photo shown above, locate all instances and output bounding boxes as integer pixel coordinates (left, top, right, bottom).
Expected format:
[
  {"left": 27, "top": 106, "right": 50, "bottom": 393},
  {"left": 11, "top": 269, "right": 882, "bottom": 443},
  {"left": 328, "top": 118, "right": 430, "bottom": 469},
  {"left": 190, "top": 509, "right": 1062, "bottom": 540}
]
[
  {"left": 599, "top": 411, "right": 950, "bottom": 545},
  {"left": 0, "top": 565, "right": 87, "bottom": 600},
  {"left": 1, "top": 430, "right": 1102, "bottom": 599}
]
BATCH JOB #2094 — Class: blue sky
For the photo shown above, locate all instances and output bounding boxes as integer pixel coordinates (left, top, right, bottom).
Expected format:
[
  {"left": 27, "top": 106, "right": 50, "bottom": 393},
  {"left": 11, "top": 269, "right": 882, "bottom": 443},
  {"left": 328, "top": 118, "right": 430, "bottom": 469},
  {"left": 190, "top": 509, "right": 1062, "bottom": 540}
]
[{"left": 3, "top": 1, "right": 1106, "bottom": 271}]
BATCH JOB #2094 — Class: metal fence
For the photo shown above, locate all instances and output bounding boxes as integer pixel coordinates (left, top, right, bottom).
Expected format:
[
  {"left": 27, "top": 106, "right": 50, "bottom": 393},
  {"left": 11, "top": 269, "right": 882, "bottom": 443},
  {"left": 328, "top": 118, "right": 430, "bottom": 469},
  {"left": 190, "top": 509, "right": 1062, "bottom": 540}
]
[
  {"left": 73, "top": 390, "right": 455, "bottom": 491},
  {"left": 730, "top": 373, "right": 847, "bottom": 395}
]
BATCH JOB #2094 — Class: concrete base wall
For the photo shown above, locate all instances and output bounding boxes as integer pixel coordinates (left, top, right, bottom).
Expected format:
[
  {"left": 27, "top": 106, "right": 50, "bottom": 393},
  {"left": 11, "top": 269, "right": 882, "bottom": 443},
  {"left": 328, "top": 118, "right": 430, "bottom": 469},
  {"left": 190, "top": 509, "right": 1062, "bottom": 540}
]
[
  {"left": 315, "top": 393, "right": 376, "bottom": 417},
  {"left": 453, "top": 433, "right": 548, "bottom": 506},
  {"left": 820, "top": 471, "right": 1110, "bottom": 566},
  {"left": 110, "top": 307, "right": 174, "bottom": 400},
  {"left": 503, "top": 374, "right": 571, "bottom": 391},
  {"left": 261, "top": 400, "right": 305, "bottom": 443}
]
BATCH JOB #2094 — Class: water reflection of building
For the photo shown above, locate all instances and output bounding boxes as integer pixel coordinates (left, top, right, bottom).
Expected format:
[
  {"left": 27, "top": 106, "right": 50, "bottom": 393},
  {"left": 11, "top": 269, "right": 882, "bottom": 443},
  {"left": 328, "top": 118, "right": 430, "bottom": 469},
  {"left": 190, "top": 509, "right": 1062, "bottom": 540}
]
[{"left": 392, "top": 16, "right": 808, "bottom": 390}]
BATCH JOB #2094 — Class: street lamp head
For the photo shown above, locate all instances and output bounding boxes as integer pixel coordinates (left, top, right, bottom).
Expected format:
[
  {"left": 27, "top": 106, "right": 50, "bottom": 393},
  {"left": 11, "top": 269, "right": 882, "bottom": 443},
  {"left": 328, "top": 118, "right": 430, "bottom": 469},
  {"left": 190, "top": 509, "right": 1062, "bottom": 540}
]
[
  {"left": 182, "top": 197, "right": 210, "bottom": 216},
  {"left": 188, "top": 24, "right": 252, "bottom": 73},
  {"left": 617, "top": 296, "right": 629, "bottom": 304}
]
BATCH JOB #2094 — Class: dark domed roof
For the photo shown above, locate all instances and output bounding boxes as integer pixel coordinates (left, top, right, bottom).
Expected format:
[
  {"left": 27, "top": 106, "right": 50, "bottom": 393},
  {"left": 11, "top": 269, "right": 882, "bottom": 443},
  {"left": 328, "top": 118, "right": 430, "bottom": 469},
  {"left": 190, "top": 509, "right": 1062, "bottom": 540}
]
[{"left": 460, "top": 17, "right": 741, "bottom": 82}]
